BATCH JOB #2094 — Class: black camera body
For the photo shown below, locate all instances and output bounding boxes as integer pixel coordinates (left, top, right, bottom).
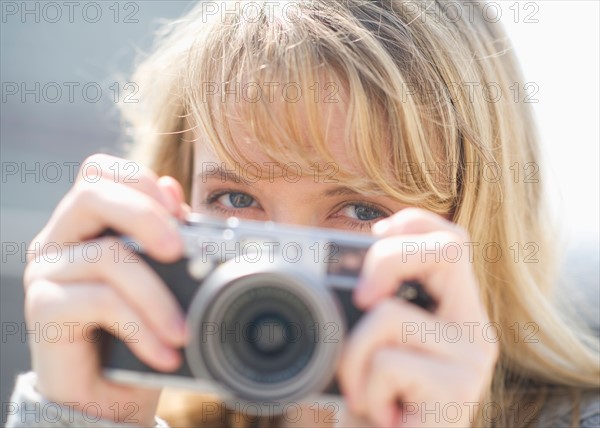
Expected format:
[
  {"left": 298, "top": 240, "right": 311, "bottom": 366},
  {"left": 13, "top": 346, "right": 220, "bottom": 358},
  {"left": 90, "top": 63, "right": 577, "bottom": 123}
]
[{"left": 101, "top": 215, "right": 433, "bottom": 412}]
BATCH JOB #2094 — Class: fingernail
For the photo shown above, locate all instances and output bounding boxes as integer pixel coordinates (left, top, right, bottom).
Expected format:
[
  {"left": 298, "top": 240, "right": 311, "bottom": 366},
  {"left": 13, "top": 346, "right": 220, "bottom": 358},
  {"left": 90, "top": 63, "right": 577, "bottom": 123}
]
[
  {"left": 159, "top": 345, "right": 179, "bottom": 363},
  {"left": 159, "top": 184, "right": 179, "bottom": 215}
]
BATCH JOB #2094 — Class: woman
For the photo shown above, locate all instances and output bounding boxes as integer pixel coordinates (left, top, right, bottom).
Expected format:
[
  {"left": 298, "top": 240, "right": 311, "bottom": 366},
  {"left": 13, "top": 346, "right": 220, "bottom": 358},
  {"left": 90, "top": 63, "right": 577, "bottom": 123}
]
[{"left": 7, "top": 1, "right": 599, "bottom": 427}]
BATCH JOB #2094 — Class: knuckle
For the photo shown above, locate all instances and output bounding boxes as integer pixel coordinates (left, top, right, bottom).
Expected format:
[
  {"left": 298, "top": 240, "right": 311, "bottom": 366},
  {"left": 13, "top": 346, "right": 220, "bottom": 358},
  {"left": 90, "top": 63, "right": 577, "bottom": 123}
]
[
  {"left": 96, "top": 285, "right": 117, "bottom": 309},
  {"left": 24, "top": 236, "right": 44, "bottom": 265},
  {"left": 25, "top": 281, "right": 62, "bottom": 323},
  {"left": 394, "top": 207, "right": 436, "bottom": 226},
  {"left": 23, "top": 260, "right": 42, "bottom": 287},
  {"left": 78, "top": 153, "right": 109, "bottom": 178},
  {"left": 385, "top": 207, "right": 424, "bottom": 230},
  {"left": 80, "top": 154, "right": 155, "bottom": 186},
  {"left": 80, "top": 154, "right": 102, "bottom": 171},
  {"left": 71, "top": 179, "right": 98, "bottom": 205},
  {"left": 367, "top": 239, "right": 394, "bottom": 265},
  {"left": 432, "top": 229, "right": 466, "bottom": 247},
  {"left": 118, "top": 160, "right": 156, "bottom": 188},
  {"left": 398, "top": 207, "right": 427, "bottom": 221},
  {"left": 136, "top": 163, "right": 158, "bottom": 184}
]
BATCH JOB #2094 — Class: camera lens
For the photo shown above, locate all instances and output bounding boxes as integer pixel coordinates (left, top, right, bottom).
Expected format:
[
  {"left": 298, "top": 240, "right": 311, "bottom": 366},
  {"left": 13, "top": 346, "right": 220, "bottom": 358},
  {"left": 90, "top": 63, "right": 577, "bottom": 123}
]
[
  {"left": 186, "top": 264, "right": 344, "bottom": 403},
  {"left": 248, "top": 314, "right": 287, "bottom": 354},
  {"left": 217, "top": 285, "right": 317, "bottom": 384}
]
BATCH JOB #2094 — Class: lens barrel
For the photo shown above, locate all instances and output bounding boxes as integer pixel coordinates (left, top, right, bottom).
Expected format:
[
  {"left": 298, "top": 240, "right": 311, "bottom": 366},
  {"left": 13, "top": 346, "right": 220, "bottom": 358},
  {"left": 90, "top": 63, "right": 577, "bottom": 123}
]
[{"left": 185, "top": 260, "right": 344, "bottom": 403}]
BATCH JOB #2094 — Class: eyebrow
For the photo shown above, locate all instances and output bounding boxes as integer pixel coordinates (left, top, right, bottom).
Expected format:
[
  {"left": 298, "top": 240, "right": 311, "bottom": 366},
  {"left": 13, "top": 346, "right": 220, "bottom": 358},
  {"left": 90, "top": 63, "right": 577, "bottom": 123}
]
[
  {"left": 198, "top": 167, "right": 251, "bottom": 185},
  {"left": 198, "top": 166, "right": 363, "bottom": 198},
  {"left": 321, "top": 186, "right": 362, "bottom": 197}
]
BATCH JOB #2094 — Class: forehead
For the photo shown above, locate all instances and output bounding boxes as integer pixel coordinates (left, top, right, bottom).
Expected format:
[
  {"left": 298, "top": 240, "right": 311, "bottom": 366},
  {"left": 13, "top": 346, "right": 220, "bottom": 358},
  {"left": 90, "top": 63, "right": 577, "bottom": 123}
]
[{"left": 193, "top": 78, "right": 365, "bottom": 177}]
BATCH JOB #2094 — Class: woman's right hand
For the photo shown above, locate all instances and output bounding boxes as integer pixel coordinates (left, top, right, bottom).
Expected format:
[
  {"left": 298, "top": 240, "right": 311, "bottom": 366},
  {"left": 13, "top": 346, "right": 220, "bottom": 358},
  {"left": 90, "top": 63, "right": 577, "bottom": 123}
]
[{"left": 23, "top": 154, "right": 189, "bottom": 426}]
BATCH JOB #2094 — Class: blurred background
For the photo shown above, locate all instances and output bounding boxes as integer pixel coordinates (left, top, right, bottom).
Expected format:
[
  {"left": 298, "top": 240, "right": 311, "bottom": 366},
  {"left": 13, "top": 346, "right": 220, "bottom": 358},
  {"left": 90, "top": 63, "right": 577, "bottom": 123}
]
[
  {"left": 1, "top": 1, "right": 598, "bottom": 423},
  {"left": 1, "top": 1, "right": 197, "bottom": 418}
]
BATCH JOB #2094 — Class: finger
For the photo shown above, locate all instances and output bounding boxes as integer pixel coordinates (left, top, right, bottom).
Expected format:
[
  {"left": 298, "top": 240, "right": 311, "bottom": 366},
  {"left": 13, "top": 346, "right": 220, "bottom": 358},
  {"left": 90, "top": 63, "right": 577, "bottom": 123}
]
[
  {"left": 157, "top": 176, "right": 187, "bottom": 219},
  {"left": 33, "top": 179, "right": 183, "bottom": 263},
  {"left": 372, "top": 207, "right": 464, "bottom": 237},
  {"left": 364, "top": 348, "right": 408, "bottom": 427},
  {"left": 26, "top": 280, "right": 182, "bottom": 374},
  {"left": 24, "top": 238, "right": 187, "bottom": 347},
  {"left": 363, "top": 349, "right": 431, "bottom": 427},
  {"left": 361, "top": 349, "right": 480, "bottom": 428},
  {"left": 337, "top": 299, "right": 467, "bottom": 414},
  {"left": 336, "top": 404, "right": 373, "bottom": 428},
  {"left": 354, "top": 231, "right": 484, "bottom": 324},
  {"left": 76, "top": 154, "right": 172, "bottom": 210}
]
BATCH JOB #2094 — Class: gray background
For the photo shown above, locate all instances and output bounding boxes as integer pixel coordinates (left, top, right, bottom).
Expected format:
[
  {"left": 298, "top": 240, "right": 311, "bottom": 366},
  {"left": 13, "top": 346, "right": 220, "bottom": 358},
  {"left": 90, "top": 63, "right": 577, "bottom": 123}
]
[
  {"left": 1, "top": 1, "right": 598, "bottom": 425},
  {"left": 0, "top": 1, "right": 194, "bottom": 422}
]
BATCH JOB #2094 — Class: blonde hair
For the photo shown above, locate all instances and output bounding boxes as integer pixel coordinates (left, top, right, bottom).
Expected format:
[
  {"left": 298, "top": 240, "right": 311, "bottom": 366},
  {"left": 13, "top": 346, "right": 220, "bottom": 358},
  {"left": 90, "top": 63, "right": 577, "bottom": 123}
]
[{"left": 119, "top": 1, "right": 599, "bottom": 426}]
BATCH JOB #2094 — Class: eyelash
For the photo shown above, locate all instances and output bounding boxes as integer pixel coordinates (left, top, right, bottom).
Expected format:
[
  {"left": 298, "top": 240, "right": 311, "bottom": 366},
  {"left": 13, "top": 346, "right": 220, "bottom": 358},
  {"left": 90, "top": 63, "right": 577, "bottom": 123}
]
[
  {"left": 203, "top": 190, "right": 389, "bottom": 231},
  {"left": 204, "top": 189, "right": 258, "bottom": 211},
  {"left": 335, "top": 202, "right": 389, "bottom": 231}
]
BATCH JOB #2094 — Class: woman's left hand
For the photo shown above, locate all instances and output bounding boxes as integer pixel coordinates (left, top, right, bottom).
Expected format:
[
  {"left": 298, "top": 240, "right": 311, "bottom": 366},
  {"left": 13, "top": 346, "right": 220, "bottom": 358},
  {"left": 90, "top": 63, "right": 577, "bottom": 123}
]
[{"left": 337, "top": 208, "right": 499, "bottom": 427}]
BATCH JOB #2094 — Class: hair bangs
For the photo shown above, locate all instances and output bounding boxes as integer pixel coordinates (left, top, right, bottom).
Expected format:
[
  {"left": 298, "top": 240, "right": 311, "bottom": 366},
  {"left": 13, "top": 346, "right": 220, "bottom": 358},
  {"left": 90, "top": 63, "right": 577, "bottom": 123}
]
[{"left": 183, "top": 0, "right": 460, "bottom": 212}]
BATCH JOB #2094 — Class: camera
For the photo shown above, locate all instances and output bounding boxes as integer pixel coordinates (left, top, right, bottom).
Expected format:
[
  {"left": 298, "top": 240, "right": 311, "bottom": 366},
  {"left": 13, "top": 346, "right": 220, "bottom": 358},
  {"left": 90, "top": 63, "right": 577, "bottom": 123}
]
[{"left": 100, "top": 215, "right": 434, "bottom": 412}]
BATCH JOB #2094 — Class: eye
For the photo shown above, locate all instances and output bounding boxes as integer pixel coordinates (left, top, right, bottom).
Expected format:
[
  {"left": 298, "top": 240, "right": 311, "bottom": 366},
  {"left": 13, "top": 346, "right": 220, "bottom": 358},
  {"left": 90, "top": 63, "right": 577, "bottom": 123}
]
[
  {"left": 212, "top": 191, "right": 258, "bottom": 209},
  {"left": 340, "top": 204, "right": 387, "bottom": 221}
]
